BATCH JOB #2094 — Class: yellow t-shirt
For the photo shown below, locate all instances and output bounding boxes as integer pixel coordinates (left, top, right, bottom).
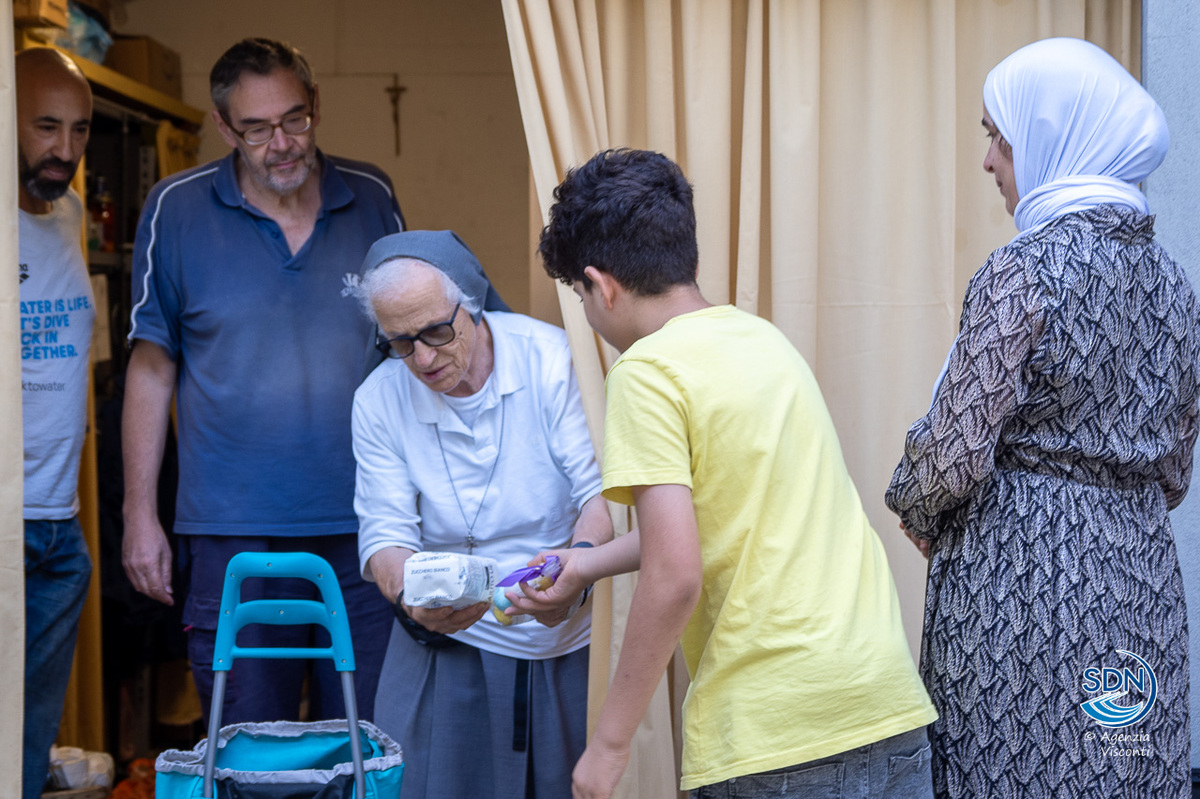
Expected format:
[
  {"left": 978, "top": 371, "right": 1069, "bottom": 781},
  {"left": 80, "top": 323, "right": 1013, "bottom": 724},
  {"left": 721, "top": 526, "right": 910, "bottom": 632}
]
[{"left": 602, "top": 305, "right": 936, "bottom": 790}]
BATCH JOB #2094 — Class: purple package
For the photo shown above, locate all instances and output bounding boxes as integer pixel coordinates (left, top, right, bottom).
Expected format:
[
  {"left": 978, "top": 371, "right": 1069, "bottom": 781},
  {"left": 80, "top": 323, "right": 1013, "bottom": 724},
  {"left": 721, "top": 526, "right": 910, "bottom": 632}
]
[{"left": 496, "top": 555, "right": 562, "bottom": 588}]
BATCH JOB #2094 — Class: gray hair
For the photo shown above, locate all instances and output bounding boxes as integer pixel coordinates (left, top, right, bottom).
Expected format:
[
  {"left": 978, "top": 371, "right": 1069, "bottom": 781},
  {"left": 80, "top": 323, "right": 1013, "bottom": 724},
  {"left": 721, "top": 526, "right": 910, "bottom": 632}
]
[{"left": 358, "top": 258, "right": 483, "bottom": 327}]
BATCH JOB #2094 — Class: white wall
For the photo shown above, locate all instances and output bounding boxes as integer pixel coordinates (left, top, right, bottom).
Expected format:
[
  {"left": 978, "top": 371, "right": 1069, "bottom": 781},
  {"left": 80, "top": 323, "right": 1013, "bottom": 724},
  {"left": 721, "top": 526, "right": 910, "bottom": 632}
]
[
  {"left": 1143, "top": 0, "right": 1200, "bottom": 773},
  {"left": 115, "top": 0, "right": 532, "bottom": 312}
]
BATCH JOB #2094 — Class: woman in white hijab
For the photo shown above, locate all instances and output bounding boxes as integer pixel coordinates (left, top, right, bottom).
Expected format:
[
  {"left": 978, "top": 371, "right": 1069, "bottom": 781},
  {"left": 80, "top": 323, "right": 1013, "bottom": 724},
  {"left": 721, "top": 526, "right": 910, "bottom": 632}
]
[{"left": 887, "top": 38, "right": 1199, "bottom": 798}]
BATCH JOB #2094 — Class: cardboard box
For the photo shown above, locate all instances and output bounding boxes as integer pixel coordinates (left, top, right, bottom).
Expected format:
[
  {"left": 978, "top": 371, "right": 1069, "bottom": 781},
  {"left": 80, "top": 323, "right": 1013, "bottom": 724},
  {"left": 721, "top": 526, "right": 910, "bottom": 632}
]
[
  {"left": 105, "top": 35, "right": 182, "bottom": 99},
  {"left": 12, "top": 0, "right": 69, "bottom": 28}
]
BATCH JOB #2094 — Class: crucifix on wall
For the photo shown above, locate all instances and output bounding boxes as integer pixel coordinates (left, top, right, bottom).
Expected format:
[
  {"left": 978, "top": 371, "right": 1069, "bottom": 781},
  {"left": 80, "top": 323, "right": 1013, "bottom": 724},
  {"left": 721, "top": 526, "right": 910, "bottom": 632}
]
[{"left": 386, "top": 73, "right": 407, "bottom": 156}]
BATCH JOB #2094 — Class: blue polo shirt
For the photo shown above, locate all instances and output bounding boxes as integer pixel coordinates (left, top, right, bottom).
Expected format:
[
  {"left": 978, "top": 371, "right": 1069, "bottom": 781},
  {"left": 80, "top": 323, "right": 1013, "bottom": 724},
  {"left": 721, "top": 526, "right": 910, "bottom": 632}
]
[{"left": 129, "top": 150, "right": 405, "bottom": 536}]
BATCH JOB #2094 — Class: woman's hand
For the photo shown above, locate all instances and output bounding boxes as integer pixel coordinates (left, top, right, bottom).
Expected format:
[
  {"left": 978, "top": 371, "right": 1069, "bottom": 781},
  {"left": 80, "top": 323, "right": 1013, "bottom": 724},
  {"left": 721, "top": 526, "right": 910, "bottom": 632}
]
[
  {"left": 405, "top": 600, "right": 490, "bottom": 634},
  {"left": 900, "top": 522, "right": 930, "bottom": 559}
]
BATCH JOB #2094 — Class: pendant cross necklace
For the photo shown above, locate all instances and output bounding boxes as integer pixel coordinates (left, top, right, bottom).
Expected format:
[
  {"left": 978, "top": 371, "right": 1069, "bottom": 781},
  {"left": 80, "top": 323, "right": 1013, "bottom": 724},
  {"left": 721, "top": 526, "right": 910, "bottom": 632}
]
[{"left": 436, "top": 398, "right": 505, "bottom": 554}]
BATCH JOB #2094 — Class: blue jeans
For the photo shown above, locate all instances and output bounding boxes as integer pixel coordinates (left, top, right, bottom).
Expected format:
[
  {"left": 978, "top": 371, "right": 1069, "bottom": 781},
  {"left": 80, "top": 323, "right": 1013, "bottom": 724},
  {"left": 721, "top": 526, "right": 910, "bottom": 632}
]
[
  {"left": 182, "top": 534, "right": 393, "bottom": 726},
  {"left": 24, "top": 517, "right": 92, "bottom": 799},
  {"left": 691, "top": 727, "right": 933, "bottom": 799}
]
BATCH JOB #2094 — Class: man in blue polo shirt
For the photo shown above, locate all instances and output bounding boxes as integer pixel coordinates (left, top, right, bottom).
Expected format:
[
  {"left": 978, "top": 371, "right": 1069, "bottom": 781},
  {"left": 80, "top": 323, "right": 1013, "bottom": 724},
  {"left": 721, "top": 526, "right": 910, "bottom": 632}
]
[{"left": 120, "top": 38, "right": 502, "bottom": 725}]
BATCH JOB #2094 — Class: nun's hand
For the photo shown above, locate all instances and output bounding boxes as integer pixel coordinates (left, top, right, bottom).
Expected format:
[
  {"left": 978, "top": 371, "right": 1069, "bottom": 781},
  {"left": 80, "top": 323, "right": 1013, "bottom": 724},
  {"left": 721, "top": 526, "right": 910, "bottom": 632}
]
[{"left": 407, "top": 601, "right": 490, "bottom": 634}]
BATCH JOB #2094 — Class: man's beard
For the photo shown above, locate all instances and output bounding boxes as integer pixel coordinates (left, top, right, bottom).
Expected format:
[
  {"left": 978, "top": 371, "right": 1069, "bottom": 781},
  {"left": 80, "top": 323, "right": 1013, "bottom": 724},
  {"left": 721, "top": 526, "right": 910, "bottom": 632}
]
[
  {"left": 246, "top": 142, "right": 318, "bottom": 197},
  {"left": 19, "top": 150, "right": 76, "bottom": 203}
]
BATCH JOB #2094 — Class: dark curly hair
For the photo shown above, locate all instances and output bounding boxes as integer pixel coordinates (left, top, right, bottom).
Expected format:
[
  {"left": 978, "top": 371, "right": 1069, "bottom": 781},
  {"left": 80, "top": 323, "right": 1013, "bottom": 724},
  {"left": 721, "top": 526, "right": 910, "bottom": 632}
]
[{"left": 539, "top": 148, "right": 698, "bottom": 295}]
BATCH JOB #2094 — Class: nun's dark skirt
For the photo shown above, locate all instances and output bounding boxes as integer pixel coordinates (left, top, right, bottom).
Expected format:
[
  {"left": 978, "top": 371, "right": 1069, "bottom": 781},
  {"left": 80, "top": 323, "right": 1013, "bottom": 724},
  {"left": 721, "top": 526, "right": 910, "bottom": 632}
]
[{"left": 373, "top": 620, "right": 588, "bottom": 799}]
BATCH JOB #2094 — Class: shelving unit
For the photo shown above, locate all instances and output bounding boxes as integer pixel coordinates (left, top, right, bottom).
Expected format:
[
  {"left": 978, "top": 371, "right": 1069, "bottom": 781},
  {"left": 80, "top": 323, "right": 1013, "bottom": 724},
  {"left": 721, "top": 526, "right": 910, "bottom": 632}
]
[{"left": 17, "top": 31, "right": 204, "bottom": 130}]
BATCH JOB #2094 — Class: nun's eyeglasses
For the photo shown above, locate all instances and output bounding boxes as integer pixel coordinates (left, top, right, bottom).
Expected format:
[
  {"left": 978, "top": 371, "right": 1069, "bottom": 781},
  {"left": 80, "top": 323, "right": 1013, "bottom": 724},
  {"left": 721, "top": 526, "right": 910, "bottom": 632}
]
[{"left": 375, "top": 303, "right": 461, "bottom": 359}]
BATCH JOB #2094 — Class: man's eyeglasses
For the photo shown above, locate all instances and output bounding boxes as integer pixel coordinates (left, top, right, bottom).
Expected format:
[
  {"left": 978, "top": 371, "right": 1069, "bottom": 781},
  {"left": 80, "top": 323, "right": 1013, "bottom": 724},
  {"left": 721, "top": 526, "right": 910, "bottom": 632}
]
[
  {"left": 376, "top": 303, "right": 461, "bottom": 359},
  {"left": 226, "top": 112, "right": 313, "bottom": 146}
]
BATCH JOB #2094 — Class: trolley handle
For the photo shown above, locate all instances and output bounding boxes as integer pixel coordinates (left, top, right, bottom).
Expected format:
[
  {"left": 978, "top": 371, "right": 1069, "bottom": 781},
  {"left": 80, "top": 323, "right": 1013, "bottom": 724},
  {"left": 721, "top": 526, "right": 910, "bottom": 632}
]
[{"left": 202, "top": 552, "right": 366, "bottom": 799}]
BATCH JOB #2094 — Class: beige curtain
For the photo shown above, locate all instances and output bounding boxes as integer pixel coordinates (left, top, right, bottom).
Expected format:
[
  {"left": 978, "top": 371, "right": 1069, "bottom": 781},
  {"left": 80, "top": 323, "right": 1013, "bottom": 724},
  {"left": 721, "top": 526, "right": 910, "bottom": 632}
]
[
  {"left": 502, "top": 3, "right": 681, "bottom": 795},
  {"left": 502, "top": 0, "right": 1137, "bottom": 794},
  {"left": 3, "top": 0, "right": 28, "bottom": 786}
]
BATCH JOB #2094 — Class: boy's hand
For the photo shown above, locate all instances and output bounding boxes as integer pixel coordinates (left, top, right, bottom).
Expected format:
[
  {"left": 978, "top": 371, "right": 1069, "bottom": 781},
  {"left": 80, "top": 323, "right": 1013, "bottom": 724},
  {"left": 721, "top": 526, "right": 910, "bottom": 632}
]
[
  {"left": 504, "top": 584, "right": 571, "bottom": 628},
  {"left": 506, "top": 549, "right": 593, "bottom": 626},
  {"left": 572, "top": 739, "right": 630, "bottom": 799}
]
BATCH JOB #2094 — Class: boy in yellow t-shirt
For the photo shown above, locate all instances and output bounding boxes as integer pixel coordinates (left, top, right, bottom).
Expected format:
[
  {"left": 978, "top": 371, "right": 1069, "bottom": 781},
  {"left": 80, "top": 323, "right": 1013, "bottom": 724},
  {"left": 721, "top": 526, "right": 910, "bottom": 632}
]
[{"left": 514, "top": 148, "right": 936, "bottom": 799}]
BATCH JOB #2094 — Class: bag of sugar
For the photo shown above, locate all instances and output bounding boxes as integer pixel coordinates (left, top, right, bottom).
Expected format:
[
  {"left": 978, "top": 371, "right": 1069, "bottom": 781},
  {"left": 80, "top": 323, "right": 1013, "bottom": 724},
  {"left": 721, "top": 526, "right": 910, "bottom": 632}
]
[{"left": 404, "top": 551, "right": 499, "bottom": 609}]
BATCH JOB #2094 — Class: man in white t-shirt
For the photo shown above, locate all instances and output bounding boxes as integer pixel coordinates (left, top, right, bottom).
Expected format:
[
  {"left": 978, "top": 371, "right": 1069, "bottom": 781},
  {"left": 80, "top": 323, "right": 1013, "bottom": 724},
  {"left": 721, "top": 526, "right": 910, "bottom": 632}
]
[{"left": 15, "top": 47, "right": 95, "bottom": 799}]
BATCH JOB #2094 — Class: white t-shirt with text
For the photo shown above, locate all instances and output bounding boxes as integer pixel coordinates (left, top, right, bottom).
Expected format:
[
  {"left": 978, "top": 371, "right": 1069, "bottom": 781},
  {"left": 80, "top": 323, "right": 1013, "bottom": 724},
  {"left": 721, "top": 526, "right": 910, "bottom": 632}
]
[{"left": 19, "top": 190, "right": 95, "bottom": 519}]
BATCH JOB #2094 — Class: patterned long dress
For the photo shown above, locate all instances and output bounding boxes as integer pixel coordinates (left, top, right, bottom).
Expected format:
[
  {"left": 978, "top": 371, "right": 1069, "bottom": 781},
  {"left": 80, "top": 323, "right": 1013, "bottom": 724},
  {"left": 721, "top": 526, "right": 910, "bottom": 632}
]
[{"left": 886, "top": 205, "right": 1199, "bottom": 798}]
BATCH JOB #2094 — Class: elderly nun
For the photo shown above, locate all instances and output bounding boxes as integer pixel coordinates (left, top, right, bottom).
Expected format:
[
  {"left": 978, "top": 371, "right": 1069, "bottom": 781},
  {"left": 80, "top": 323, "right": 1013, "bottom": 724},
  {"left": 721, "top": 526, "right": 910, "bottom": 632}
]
[
  {"left": 352, "top": 230, "right": 612, "bottom": 798},
  {"left": 886, "top": 38, "right": 1199, "bottom": 798}
]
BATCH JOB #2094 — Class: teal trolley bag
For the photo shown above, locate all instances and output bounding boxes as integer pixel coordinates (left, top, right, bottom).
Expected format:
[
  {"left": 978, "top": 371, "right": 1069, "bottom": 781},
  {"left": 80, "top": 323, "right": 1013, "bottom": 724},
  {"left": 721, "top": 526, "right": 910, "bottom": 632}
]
[{"left": 155, "top": 552, "right": 404, "bottom": 799}]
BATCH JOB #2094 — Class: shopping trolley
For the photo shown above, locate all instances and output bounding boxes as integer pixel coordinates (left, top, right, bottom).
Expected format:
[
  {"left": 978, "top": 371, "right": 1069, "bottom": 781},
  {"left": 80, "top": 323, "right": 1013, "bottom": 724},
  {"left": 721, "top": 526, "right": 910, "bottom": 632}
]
[{"left": 155, "top": 552, "right": 404, "bottom": 798}]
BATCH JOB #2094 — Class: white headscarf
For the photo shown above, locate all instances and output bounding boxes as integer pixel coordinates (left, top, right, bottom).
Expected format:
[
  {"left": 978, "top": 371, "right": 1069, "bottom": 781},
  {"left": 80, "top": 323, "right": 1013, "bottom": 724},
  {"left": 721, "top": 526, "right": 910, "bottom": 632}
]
[{"left": 983, "top": 37, "right": 1169, "bottom": 236}]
